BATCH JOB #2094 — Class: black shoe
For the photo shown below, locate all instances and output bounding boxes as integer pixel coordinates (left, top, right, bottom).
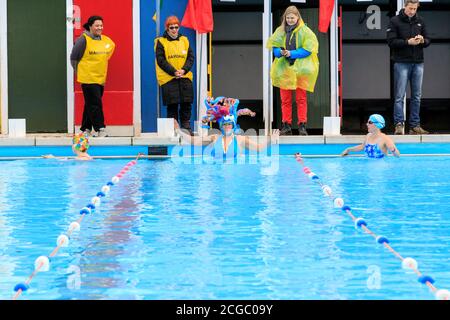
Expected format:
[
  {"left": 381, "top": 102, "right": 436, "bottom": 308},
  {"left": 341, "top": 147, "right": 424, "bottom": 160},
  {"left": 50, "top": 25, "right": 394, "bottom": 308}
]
[
  {"left": 280, "top": 122, "right": 292, "bottom": 135},
  {"left": 180, "top": 120, "right": 193, "bottom": 136},
  {"left": 298, "top": 123, "right": 308, "bottom": 136}
]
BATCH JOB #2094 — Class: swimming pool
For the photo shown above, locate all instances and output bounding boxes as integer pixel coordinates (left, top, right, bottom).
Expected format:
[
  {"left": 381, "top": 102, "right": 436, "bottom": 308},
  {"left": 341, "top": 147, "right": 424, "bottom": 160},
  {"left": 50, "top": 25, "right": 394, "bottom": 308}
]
[{"left": 0, "top": 152, "right": 449, "bottom": 300}]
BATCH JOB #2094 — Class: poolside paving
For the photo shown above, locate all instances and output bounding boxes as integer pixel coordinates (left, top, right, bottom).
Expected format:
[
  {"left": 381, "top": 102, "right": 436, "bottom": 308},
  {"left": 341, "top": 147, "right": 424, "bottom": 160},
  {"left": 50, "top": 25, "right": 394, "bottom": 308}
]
[{"left": 2, "top": 133, "right": 450, "bottom": 146}]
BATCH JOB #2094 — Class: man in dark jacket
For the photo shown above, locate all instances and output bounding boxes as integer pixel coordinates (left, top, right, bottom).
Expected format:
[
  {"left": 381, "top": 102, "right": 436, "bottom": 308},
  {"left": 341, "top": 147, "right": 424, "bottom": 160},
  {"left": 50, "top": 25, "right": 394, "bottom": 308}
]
[
  {"left": 387, "top": 0, "right": 430, "bottom": 135},
  {"left": 155, "top": 16, "right": 195, "bottom": 135}
]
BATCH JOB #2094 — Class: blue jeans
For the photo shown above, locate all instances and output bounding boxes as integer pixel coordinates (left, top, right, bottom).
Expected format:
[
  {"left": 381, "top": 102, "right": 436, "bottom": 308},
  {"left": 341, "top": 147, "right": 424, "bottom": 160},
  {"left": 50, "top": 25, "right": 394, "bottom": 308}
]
[{"left": 393, "top": 62, "right": 424, "bottom": 127}]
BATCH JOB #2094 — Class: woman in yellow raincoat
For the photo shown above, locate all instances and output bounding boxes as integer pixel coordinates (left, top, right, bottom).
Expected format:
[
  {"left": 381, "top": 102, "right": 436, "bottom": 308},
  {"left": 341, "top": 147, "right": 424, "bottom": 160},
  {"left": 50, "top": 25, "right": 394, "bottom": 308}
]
[{"left": 267, "top": 6, "right": 319, "bottom": 135}]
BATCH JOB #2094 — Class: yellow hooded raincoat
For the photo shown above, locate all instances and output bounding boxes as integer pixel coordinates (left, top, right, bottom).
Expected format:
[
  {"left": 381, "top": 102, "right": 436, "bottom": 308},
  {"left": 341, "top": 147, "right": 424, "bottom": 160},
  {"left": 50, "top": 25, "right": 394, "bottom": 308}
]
[{"left": 266, "top": 21, "right": 319, "bottom": 93}]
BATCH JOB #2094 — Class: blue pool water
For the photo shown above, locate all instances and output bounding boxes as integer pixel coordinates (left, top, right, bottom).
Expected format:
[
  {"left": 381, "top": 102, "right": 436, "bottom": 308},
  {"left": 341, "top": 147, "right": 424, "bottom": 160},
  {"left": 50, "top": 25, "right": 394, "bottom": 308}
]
[
  {"left": 0, "top": 155, "right": 449, "bottom": 300},
  {"left": 1, "top": 142, "right": 450, "bottom": 158}
]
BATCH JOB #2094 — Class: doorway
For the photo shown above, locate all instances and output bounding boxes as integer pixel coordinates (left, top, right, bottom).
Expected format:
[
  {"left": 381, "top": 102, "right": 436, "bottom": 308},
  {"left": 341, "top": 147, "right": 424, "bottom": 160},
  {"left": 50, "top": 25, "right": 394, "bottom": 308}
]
[
  {"left": 212, "top": 1, "right": 265, "bottom": 132},
  {"left": 73, "top": 0, "right": 134, "bottom": 135},
  {"left": 272, "top": 1, "right": 331, "bottom": 134},
  {"left": 7, "top": 0, "right": 67, "bottom": 133}
]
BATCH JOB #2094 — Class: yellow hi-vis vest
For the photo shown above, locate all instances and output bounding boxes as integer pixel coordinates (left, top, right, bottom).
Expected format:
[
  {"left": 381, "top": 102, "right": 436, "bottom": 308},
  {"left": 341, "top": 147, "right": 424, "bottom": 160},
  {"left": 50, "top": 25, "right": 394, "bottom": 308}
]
[
  {"left": 77, "top": 33, "right": 115, "bottom": 85},
  {"left": 154, "top": 36, "right": 193, "bottom": 86}
]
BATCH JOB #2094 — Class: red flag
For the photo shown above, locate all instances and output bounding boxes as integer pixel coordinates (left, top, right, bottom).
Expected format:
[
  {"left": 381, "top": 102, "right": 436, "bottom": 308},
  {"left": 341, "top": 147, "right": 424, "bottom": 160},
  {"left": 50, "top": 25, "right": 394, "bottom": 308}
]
[
  {"left": 181, "top": 0, "right": 213, "bottom": 34},
  {"left": 318, "top": 0, "right": 335, "bottom": 33}
]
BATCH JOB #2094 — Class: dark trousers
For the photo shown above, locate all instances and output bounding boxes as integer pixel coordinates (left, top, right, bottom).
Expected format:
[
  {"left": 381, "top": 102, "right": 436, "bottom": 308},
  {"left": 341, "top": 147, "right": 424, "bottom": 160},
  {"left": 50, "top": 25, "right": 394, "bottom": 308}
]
[
  {"left": 80, "top": 84, "right": 105, "bottom": 132},
  {"left": 167, "top": 103, "right": 192, "bottom": 129}
]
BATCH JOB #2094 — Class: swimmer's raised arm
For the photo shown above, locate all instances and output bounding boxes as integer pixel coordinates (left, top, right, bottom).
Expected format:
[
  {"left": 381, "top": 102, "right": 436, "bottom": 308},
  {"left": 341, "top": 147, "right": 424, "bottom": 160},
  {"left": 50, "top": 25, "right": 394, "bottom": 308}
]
[{"left": 239, "top": 129, "right": 279, "bottom": 152}]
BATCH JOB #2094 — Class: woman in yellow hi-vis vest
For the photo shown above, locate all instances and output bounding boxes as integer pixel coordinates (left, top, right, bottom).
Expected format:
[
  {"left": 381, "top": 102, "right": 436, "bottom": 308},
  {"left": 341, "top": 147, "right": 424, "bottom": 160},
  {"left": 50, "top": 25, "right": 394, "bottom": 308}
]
[
  {"left": 155, "top": 16, "right": 195, "bottom": 135},
  {"left": 70, "top": 16, "right": 115, "bottom": 137},
  {"left": 267, "top": 6, "right": 319, "bottom": 136}
]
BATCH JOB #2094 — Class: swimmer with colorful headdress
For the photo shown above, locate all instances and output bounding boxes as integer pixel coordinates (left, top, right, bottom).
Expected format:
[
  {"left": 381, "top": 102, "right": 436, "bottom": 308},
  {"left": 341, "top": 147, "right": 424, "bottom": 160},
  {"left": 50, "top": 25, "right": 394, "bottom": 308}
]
[
  {"left": 178, "top": 97, "right": 279, "bottom": 158},
  {"left": 341, "top": 114, "right": 400, "bottom": 158},
  {"left": 201, "top": 96, "right": 256, "bottom": 127},
  {"left": 42, "top": 132, "right": 93, "bottom": 160}
]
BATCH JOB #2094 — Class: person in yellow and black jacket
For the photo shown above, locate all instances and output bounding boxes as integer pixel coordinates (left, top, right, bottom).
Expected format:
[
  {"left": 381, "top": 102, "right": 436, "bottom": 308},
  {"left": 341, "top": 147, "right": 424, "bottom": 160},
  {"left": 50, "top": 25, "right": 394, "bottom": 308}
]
[
  {"left": 70, "top": 16, "right": 115, "bottom": 138},
  {"left": 155, "top": 16, "right": 195, "bottom": 135}
]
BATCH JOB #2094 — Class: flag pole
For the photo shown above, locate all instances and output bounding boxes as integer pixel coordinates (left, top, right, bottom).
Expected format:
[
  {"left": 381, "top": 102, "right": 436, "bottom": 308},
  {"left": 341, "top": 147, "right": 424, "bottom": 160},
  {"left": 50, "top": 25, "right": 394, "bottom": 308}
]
[
  {"left": 208, "top": 31, "right": 212, "bottom": 97},
  {"left": 263, "top": 0, "right": 272, "bottom": 136},
  {"left": 198, "top": 32, "right": 202, "bottom": 134},
  {"left": 156, "top": 0, "right": 161, "bottom": 119},
  {"left": 197, "top": 32, "right": 207, "bottom": 136}
]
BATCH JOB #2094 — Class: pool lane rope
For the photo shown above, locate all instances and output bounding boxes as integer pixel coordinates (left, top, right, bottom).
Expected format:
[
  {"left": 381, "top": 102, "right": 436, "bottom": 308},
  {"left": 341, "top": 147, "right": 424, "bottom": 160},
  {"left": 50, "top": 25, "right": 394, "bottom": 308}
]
[
  {"left": 294, "top": 153, "right": 450, "bottom": 300},
  {"left": 12, "top": 154, "right": 143, "bottom": 300}
]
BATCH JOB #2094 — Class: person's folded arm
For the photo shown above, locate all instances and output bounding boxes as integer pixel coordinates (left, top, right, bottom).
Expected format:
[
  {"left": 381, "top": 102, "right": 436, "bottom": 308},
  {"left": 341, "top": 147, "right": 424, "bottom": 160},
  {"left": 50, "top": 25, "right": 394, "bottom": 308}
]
[
  {"left": 289, "top": 48, "right": 311, "bottom": 59},
  {"left": 387, "top": 22, "right": 408, "bottom": 49},
  {"left": 419, "top": 21, "right": 431, "bottom": 48},
  {"left": 273, "top": 47, "right": 283, "bottom": 58},
  {"left": 181, "top": 44, "right": 195, "bottom": 73},
  {"left": 70, "top": 35, "right": 87, "bottom": 72},
  {"left": 156, "top": 40, "right": 177, "bottom": 76}
]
